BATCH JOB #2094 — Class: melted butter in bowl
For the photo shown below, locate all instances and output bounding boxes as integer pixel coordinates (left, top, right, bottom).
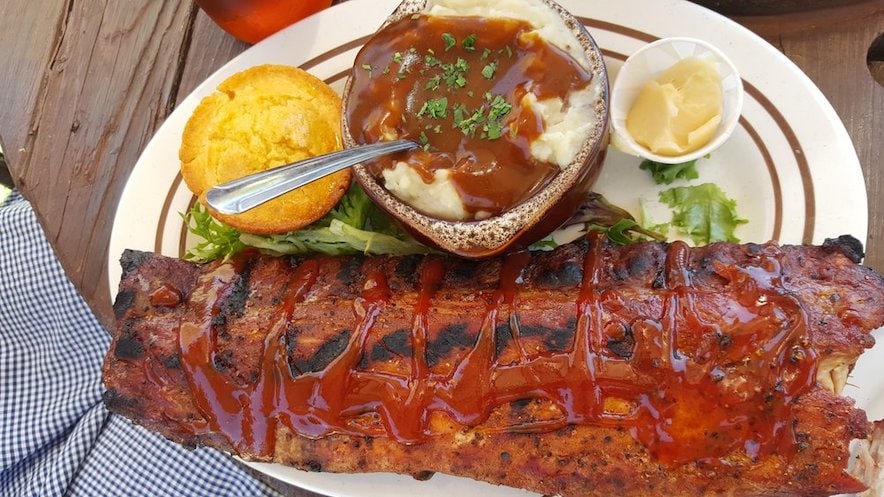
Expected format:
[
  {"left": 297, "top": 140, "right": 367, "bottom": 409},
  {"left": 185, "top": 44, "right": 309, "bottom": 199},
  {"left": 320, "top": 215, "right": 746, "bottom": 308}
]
[
  {"left": 610, "top": 37, "right": 744, "bottom": 164},
  {"left": 342, "top": 0, "right": 609, "bottom": 258}
]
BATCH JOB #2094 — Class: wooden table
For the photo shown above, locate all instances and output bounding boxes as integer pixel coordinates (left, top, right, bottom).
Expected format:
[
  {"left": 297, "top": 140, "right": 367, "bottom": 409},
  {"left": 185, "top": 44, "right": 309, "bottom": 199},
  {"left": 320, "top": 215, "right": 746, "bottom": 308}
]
[{"left": 0, "top": 1, "right": 881, "bottom": 495}]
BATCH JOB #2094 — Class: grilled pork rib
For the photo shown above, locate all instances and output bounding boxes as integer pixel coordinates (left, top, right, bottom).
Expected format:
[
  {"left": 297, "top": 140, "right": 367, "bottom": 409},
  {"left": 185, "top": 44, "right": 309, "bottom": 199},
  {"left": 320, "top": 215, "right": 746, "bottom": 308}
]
[{"left": 103, "top": 235, "right": 884, "bottom": 496}]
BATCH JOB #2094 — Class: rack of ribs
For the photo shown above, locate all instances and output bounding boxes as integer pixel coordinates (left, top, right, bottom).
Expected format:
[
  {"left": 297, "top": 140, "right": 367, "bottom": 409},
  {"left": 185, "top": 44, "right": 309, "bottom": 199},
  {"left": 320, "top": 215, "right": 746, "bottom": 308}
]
[{"left": 102, "top": 233, "right": 884, "bottom": 496}]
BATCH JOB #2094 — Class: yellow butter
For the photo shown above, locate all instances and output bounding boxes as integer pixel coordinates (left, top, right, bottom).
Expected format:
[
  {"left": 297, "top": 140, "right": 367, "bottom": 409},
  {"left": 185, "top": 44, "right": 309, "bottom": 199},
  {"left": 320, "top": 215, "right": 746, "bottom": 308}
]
[{"left": 626, "top": 57, "right": 723, "bottom": 156}]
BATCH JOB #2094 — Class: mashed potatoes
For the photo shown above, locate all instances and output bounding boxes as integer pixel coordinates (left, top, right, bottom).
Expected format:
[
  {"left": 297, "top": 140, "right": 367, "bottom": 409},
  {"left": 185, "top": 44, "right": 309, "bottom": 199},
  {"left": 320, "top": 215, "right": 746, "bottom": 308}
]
[{"left": 349, "top": 0, "right": 604, "bottom": 221}]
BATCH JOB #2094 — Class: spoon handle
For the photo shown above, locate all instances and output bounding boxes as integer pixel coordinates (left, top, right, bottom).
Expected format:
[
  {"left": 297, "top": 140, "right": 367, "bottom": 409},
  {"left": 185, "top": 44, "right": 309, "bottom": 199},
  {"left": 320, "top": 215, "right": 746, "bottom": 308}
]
[{"left": 205, "top": 139, "right": 418, "bottom": 215}]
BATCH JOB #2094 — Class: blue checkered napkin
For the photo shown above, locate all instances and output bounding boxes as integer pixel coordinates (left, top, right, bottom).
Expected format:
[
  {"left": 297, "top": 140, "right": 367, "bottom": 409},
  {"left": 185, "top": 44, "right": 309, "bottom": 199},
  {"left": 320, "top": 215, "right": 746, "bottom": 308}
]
[{"left": 0, "top": 191, "right": 280, "bottom": 497}]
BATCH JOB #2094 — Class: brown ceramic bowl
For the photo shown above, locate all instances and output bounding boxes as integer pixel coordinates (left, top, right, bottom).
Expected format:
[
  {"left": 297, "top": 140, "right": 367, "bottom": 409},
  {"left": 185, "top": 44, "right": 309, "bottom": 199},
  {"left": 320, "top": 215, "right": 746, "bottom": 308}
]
[{"left": 341, "top": 0, "right": 609, "bottom": 258}]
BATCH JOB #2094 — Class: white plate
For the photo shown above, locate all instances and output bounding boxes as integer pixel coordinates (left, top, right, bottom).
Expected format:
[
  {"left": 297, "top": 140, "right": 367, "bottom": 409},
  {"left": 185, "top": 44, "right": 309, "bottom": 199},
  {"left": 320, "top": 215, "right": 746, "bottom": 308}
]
[{"left": 107, "top": 0, "right": 876, "bottom": 496}]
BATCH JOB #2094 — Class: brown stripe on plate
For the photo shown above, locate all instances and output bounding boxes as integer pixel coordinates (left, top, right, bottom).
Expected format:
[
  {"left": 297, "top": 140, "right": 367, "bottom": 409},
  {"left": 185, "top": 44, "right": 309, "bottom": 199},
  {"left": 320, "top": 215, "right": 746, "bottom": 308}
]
[
  {"left": 159, "top": 19, "right": 814, "bottom": 256},
  {"left": 299, "top": 36, "right": 372, "bottom": 71},
  {"left": 579, "top": 17, "right": 657, "bottom": 44},
  {"left": 160, "top": 65, "right": 356, "bottom": 258},
  {"left": 604, "top": 49, "right": 783, "bottom": 241},
  {"left": 742, "top": 81, "right": 814, "bottom": 243},
  {"left": 581, "top": 18, "right": 813, "bottom": 243},
  {"left": 156, "top": 172, "right": 185, "bottom": 254},
  {"left": 740, "top": 116, "right": 783, "bottom": 241},
  {"left": 323, "top": 68, "right": 352, "bottom": 86},
  {"left": 179, "top": 195, "right": 198, "bottom": 259}
]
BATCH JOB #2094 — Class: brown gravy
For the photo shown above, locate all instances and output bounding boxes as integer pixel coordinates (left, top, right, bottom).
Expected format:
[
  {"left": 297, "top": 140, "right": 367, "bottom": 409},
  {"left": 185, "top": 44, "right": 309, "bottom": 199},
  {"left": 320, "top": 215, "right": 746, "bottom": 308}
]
[{"left": 346, "top": 15, "right": 594, "bottom": 219}]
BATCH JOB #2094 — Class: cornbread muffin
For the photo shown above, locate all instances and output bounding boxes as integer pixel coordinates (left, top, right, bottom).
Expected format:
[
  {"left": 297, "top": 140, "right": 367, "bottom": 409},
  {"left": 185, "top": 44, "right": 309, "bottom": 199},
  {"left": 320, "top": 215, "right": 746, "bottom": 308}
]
[{"left": 180, "top": 64, "right": 349, "bottom": 234}]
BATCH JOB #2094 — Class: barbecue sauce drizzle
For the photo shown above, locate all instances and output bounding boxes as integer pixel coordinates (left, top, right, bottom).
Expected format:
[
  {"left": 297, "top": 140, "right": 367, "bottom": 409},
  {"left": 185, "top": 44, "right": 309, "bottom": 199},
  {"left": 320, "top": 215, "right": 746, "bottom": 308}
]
[{"left": 173, "top": 233, "right": 817, "bottom": 465}]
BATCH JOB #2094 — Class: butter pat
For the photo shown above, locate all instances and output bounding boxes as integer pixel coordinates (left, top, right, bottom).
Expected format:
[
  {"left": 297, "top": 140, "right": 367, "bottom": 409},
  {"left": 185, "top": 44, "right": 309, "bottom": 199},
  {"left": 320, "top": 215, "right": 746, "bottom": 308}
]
[{"left": 626, "top": 57, "right": 722, "bottom": 157}]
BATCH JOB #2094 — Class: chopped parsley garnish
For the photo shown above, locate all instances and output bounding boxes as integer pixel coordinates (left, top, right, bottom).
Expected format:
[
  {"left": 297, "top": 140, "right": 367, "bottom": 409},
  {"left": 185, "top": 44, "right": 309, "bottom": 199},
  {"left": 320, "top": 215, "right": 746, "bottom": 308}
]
[
  {"left": 481, "top": 61, "right": 497, "bottom": 79},
  {"left": 361, "top": 64, "right": 372, "bottom": 76},
  {"left": 417, "top": 97, "right": 448, "bottom": 119},
  {"left": 425, "top": 54, "right": 441, "bottom": 67},
  {"left": 483, "top": 95, "right": 512, "bottom": 139},
  {"left": 378, "top": 34, "right": 518, "bottom": 143},
  {"left": 455, "top": 107, "right": 485, "bottom": 137},
  {"left": 462, "top": 34, "right": 477, "bottom": 51},
  {"left": 450, "top": 94, "right": 512, "bottom": 139},
  {"left": 442, "top": 33, "right": 456, "bottom": 51},
  {"left": 441, "top": 58, "right": 469, "bottom": 88}
]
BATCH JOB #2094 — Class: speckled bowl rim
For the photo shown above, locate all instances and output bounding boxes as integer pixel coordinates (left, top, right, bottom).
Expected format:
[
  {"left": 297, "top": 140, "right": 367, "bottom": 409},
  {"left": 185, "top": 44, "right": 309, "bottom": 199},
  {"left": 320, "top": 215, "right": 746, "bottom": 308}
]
[{"left": 341, "top": 0, "right": 610, "bottom": 257}]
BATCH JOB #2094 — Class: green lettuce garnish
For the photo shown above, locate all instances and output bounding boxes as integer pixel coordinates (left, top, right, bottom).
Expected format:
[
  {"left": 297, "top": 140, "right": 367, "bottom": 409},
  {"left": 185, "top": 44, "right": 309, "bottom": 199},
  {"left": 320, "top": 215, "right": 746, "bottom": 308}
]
[
  {"left": 639, "top": 158, "right": 701, "bottom": 185},
  {"left": 658, "top": 183, "right": 747, "bottom": 245},
  {"left": 183, "top": 184, "right": 431, "bottom": 262},
  {"left": 181, "top": 203, "right": 245, "bottom": 262},
  {"left": 529, "top": 193, "right": 667, "bottom": 250}
]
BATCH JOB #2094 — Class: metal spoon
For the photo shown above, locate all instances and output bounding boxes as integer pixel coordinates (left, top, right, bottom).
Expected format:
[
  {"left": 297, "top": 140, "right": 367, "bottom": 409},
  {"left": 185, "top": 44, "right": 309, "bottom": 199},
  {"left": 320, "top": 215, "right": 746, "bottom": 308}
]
[{"left": 205, "top": 139, "right": 418, "bottom": 215}]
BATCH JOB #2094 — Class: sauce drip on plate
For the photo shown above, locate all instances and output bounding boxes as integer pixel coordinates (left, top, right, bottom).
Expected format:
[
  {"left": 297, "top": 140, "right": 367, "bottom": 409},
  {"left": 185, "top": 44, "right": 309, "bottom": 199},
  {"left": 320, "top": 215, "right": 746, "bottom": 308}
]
[
  {"left": 345, "top": 15, "right": 594, "bottom": 219},
  {"left": 157, "top": 233, "right": 817, "bottom": 466}
]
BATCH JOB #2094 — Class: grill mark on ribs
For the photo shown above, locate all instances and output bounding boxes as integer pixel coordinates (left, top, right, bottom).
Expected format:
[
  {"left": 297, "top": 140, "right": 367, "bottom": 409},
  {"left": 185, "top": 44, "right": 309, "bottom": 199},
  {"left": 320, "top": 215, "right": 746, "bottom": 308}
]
[{"left": 102, "top": 235, "right": 884, "bottom": 497}]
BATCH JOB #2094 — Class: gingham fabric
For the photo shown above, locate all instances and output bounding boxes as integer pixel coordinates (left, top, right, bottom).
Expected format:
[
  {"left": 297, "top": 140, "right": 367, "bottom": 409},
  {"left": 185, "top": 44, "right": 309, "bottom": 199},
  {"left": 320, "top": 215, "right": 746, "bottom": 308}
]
[{"left": 0, "top": 191, "right": 280, "bottom": 496}]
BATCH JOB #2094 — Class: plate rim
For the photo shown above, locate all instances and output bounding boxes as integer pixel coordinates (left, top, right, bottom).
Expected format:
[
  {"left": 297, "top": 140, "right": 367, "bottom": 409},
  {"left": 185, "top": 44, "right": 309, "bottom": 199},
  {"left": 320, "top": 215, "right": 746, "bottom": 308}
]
[{"left": 105, "top": 1, "right": 871, "bottom": 496}]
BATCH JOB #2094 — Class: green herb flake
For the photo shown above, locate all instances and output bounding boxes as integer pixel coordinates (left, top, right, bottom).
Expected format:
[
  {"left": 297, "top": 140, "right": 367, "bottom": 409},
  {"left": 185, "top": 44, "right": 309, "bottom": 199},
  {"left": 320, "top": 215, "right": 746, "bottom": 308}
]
[
  {"left": 639, "top": 158, "right": 701, "bottom": 185},
  {"left": 452, "top": 103, "right": 467, "bottom": 126},
  {"left": 490, "top": 96, "right": 512, "bottom": 117},
  {"left": 484, "top": 95, "right": 512, "bottom": 139},
  {"left": 425, "top": 75, "right": 441, "bottom": 90},
  {"left": 481, "top": 61, "right": 497, "bottom": 79},
  {"left": 417, "top": 97, "right": 448, "bottom": 119},
  {"left": 392, "top": 51, "right": 403, "bottom": 64},
  {"left": 658, "top": 183, "right": 748, "bottom": 245},
  {"left": 442, "top": 33, "right": 456, "bottom": 51},
  {"left": 419, "top": 131, "right": 429, "bottom": 146},
  {"left": 462, "top": 34, "right": 477, "bottom": 51},
  {"left": 455, "top": 107, "right": 485, "bottom": 137},
  {"left": 481, "top": 48, "right": 492, "bottom": 60},
  {"left": 424, "top": 54, "right": 441, "bottom": 67},
  {"left": 441, "top": 59, "right": 469, "bottom": 89},
  {"left": 433, "top": 124, "right": 442, "bottom": 133},
  {"left": 361, "top": 64, "right": 373, "bottom": 75},
  {"left": 383, "top": 65, "right": 391, "bottom": 75}
]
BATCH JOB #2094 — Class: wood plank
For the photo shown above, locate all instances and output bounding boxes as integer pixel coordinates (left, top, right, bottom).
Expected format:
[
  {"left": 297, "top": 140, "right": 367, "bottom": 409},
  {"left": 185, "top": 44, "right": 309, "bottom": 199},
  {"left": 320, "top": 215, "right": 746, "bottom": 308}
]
[
  {"left": 177, "top": 10, "right": 249, "bottom": 100},
  {"left": 0, "top": 0, "right": 68, "bottom": 166},
  {"left": 1, "top": 1, "right": 197, "bottom": 327}
]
